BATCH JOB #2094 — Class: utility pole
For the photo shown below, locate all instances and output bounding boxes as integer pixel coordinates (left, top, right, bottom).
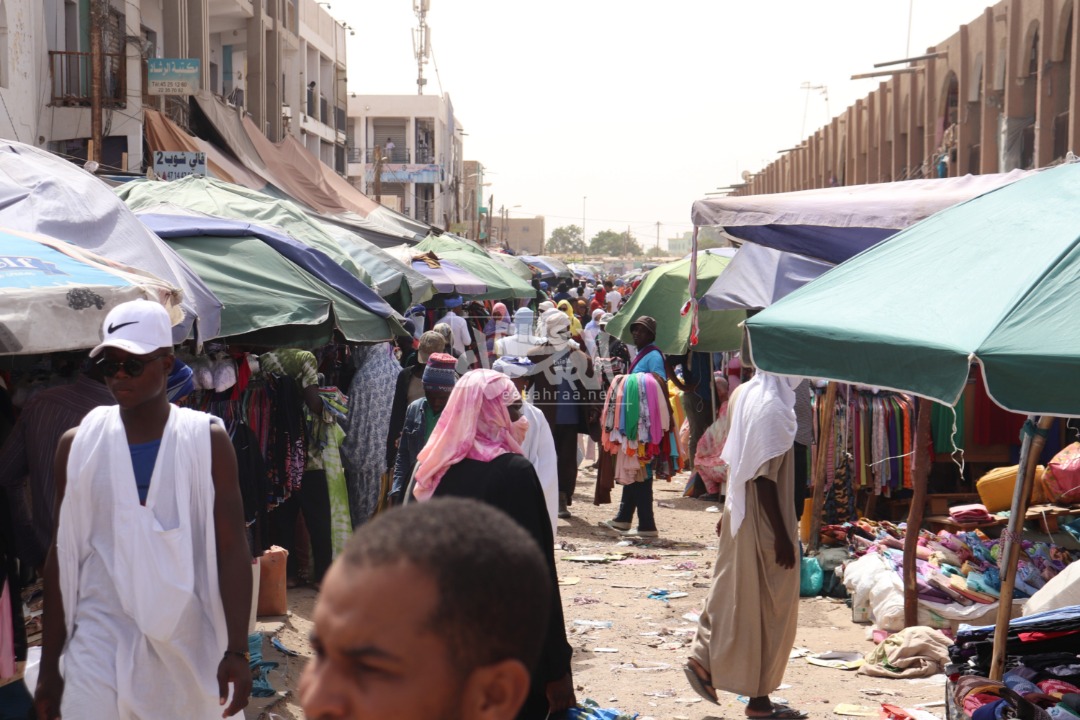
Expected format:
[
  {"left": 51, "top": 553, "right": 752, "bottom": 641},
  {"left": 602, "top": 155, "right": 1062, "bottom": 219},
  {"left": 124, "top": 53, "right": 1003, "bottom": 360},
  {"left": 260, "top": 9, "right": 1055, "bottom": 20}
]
[
  {"left": 626, "top": 224, "right": 631, "bottom": 258},
  {"left": 656, "top": 221, "right": 661, "bottom": 255},
  {"left": 500, "top": 205, "right": 507, "bottom": 248},
  {"left": 373, "top": 145, "right": 384, "bottom": 204},
  {"left": 89, "top": 0, "right": 104, "bottom": 164},
  {"left": 486, "top": 194, "right": 494, "bottom": 246}
]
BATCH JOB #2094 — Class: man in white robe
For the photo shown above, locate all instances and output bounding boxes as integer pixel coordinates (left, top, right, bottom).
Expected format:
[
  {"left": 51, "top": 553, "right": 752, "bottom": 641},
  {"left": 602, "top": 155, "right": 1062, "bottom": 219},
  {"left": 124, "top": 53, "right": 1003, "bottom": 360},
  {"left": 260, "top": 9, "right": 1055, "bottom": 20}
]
[
  {"left": 493, "top": 356, "right": 560, "bottom": 536},
  {"left": 35, "top": 300, "right": 253, "bottom": 720},
  {"left": 684, "top": 372, "right": 805, "bottom": 719}
]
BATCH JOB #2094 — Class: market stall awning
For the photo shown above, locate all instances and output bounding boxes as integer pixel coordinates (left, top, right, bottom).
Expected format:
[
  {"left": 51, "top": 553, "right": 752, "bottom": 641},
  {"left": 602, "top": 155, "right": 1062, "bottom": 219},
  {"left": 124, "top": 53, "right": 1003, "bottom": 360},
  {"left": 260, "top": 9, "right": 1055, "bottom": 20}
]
[
  {"left": 0, "top": 139, "right": 222, "bottom": 344},
  {"left": 139, "top": 210, "right": 400, "bottom": 346},
  {"left": 384, "top": 246, "right": 488, "bottom": 296},
  {"left": 190, "top": 93, "right": 428, "bottom": 241},
  {"left": 519, "top": 254, "right": 572, "bottom": 280},
  {"left": 568, "top": 263, "right": 599, "bottom": 282},
  {"left": 606, "top": 254, "right": 745, "bottom": 354},
  {"left": 139, "top": 210, "right": 399, "bottom": 320},
  {"left": 745, "top": 161, "right": 1080, "bottom": 416},
  {"left": 701, "top": 243, "right": 833, "bottom": 311},
  {"left": 692, "top": 171, "right": 1032, "bottom": 264},
  {"left": 0, "top": 227, "right": 182, "bottom": 355},
  {"left": 116, "top": 176, "right": 432, "bottom": 310},
  {"left": 489, "top": 251, "right": 537, "bottom": 284},
  {"left": 414, "top": 235, "right": 536, "bottom": 300},
  {"left": 144, "top": 108, "right": 266, "bottom": 191}
]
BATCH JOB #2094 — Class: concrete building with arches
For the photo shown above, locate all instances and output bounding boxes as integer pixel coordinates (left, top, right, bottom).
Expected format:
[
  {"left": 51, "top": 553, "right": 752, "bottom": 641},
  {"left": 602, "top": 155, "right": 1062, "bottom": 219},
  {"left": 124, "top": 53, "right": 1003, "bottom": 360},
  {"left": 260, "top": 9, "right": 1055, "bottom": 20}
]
[{"left": 737, "top": 0, "right": 1080, "bottom": 195}]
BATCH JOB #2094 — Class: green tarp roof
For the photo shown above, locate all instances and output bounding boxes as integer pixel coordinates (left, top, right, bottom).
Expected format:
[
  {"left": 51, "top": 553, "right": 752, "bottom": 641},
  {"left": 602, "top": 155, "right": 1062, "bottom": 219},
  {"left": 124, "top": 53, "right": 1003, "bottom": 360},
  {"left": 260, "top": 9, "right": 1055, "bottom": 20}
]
[
  {"left": 164, "top": 234, "right": 395, "bottom": 347},
  {"left": 606, "top": 254, "right": 745, "bottom": 355},
  {"left": 414, "top": 235, "right": 536, "bottom": 300},
  {"left": 116, "top": 176, "right": 432, "bottom": 310}
]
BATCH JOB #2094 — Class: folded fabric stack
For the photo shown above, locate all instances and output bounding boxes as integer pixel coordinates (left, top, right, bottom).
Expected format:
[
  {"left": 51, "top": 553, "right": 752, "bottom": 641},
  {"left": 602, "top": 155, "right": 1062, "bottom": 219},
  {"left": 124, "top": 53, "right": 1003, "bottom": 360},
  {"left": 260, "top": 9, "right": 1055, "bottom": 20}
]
[
  {"left": 951, "top": 503, "right": 997, "bottom": 526},
  {"left": 600, "top": 372, "right": 673, "bottom": 485},
  {"left": 851, "top": 520, "right": 1076, "bottom": 604},
  {"left": 948, "top": 605, "right": 1080, "bottom": 720}
]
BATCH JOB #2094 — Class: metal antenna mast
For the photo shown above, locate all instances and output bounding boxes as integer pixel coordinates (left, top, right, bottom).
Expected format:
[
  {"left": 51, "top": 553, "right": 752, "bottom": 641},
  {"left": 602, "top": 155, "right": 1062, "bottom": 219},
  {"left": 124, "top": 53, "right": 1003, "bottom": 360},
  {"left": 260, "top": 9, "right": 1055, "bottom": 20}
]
[
  {"left": 799, "top": 82, "right": 830, "bottom": 137},
  {"left": 413, "top": 0, "right": 431, "bottom": 95}
]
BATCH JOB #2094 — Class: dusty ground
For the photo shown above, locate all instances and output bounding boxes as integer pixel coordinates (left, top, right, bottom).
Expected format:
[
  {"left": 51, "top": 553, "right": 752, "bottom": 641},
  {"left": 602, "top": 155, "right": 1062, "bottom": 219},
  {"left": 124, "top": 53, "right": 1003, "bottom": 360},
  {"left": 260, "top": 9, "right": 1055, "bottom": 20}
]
[{"left": 246, "top": 465, "right": 949, "bottom": 720}]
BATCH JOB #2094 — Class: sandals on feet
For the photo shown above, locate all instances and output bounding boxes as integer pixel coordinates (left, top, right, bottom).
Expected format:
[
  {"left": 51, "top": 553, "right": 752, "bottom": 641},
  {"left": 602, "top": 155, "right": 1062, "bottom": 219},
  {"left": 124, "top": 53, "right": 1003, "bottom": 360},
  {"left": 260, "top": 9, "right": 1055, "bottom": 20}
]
[
  {"left": 682, "top": 663, "right": 719, "bottom": 705},
  {"left": 747, "top": 704, "right": 809, "bottom": 719}
]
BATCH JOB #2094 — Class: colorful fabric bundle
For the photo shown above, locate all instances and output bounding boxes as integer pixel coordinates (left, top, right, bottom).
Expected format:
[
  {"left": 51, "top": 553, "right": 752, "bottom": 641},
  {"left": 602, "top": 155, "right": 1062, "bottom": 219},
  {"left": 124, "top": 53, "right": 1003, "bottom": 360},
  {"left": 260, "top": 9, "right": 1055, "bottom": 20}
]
[
  {"left": 600, "top": 372, "right": 674, "bottom": 485},
  {"left": 950, "top": 503, "right": 995, "bottom": 525}
]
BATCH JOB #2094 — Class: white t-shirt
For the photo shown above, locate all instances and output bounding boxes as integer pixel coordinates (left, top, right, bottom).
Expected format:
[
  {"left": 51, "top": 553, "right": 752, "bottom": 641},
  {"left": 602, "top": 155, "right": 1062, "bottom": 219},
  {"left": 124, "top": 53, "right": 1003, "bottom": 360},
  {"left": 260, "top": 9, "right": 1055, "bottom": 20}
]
[
  {"left": 606, "top": 290, "right": 622, "bottom": 312},
  {"left": 445, "top": 311, "right": 470, "bottom": 355}
]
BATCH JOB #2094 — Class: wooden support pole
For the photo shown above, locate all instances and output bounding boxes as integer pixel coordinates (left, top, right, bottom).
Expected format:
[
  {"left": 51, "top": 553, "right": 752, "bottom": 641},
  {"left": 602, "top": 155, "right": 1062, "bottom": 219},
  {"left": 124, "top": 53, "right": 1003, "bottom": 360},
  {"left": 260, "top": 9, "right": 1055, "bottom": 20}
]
[
  {"left": 989, "top": 415, "right": 1055, "bottom": 681},
  {"left": 808, "top": 382, "right": 838, "bottom": 553},
  {"left": 903, "top": 397, "right": 933, "bottom": 627},
  {"left": 90, "top": 0, "right": 103, "bottom": 164}
]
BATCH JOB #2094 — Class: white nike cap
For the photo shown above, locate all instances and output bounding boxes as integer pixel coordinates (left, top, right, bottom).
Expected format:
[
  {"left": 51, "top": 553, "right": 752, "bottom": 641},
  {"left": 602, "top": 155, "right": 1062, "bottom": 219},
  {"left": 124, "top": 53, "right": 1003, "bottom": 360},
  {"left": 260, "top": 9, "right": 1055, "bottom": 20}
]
[{"left": 89, "top": 299, "right": 174, "bottom": 358}]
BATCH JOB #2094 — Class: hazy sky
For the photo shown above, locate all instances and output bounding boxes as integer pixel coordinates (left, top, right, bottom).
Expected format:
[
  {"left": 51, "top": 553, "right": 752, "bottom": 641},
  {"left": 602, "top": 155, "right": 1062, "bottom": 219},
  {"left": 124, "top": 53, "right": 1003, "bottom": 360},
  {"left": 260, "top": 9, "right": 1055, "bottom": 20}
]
[{"left": 339, "top": 1, "right": 992, "bottom": 248}]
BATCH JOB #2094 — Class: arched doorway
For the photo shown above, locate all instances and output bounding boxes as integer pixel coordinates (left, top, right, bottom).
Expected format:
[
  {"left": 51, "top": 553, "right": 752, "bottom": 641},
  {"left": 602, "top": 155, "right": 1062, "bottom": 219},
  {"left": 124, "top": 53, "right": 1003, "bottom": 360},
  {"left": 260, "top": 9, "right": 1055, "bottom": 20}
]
[{"left": 937, "top": 72, "right": 959, "bottom": 177}]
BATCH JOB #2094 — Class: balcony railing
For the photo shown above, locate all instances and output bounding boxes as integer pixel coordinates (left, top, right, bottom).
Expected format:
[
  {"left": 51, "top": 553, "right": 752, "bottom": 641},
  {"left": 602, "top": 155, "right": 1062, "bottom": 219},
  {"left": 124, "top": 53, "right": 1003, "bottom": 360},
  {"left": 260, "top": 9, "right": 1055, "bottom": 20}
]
[
  {"left": 347, "top": 147, "right": 363, "bottom": 163},
  {"left": 365, "top": 147, "right": 410, "bottom": 163},
  {"left": 49, "top": 51, "right": 127, "bottom": 107}
]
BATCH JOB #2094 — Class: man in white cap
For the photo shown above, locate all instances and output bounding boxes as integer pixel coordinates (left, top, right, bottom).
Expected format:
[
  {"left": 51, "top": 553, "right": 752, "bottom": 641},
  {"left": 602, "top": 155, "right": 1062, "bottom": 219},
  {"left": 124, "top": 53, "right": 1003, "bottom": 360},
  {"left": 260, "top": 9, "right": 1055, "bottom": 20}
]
[
  {"left": 441, "top": 296, "right": 472, "bottom": 357},
  {"left": 35, "top": 299, "right": 253, "bottom": 720},
  {"left": 492, "top": 356, "right": 560, "bottom": 536}
]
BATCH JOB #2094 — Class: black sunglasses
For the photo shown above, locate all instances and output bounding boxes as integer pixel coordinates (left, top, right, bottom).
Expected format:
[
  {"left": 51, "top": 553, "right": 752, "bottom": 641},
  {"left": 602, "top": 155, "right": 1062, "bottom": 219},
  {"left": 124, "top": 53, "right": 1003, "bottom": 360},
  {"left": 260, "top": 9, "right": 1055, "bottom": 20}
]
[{"left": 96, "top": 352, "right": 169, "bottom": 378}]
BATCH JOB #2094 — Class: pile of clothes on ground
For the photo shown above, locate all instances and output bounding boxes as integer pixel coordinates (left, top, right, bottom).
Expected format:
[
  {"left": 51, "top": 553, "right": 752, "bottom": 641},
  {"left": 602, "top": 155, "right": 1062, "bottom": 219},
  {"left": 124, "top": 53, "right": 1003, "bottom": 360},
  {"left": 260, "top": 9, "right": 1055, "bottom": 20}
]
[
  {"left": 842, "top": 520, "right": 1077, "bottom": 632},
  {"left": 946, "top": 605, "right": 1080, "bottom": 720}
]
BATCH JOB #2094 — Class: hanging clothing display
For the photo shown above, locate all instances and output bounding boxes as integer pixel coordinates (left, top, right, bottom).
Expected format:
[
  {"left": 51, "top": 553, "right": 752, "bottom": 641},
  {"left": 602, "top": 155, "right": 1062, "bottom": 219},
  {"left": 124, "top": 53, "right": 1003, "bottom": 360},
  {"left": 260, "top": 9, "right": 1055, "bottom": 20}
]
[
  {"left": 812, "top": 387, "right": 917, "bottom": 524},
  {"left": 323, "top": 423, "right": 352, "bottom": 557},
  {"left": 340, "top": 344, "right": 399, "bottom": 527},
  {"left": 600, "top": 373, "right": 674, "bottom": 485}
]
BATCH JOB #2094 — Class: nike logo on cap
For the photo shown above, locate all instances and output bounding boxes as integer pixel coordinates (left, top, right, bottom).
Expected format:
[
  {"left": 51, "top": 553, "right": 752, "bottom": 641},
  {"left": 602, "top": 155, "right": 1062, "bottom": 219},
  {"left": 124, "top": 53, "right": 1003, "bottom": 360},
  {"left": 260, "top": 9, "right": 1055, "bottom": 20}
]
[{"left": 107, "top": 321, "right": 138, "bottom": 333}]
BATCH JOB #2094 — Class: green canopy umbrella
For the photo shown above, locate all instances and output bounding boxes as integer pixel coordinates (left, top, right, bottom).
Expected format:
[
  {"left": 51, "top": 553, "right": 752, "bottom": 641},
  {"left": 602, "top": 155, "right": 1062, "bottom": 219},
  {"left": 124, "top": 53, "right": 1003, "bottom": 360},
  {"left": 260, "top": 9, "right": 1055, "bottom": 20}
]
[
  {"left": 490, "top": 251, "right": 537, "bottom": 284},
  {"left": 164, "top": 234, "right": 396, "bottom": 347},
  {"left": 745, "top": 162, "right": 1080, "bottom": 416},
  {"left": 606, "top": 255, "right": 745, "bottom": 354},
  {"left": 414, "top": 235, "right": 535, "bottom": 300},
  {"left": 117, "top": 176, "right": 432, "bottom": 310}
]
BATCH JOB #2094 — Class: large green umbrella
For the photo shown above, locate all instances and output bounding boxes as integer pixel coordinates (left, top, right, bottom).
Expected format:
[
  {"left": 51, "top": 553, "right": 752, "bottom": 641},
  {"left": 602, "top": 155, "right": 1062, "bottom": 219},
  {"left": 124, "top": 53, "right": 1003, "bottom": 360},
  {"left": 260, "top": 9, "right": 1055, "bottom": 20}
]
[
  {"left": 745, "top": 162, "right": 1080, "bottom": 416},
  {"left": 165, "top": 234, "right": 395, "bottom": 347},
  {"left": 414, "top": 235, "right": 535, "bottom": 300},
  {"left": 607, "top": 255, "right": 745, "bottom": 354}
]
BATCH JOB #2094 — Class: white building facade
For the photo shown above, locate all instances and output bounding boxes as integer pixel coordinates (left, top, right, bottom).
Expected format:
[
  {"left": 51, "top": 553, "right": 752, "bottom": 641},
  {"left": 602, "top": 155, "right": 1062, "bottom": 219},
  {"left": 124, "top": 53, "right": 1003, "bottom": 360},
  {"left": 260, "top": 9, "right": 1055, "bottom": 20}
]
[
  {"left": 346, "top": 93, "right": 464, "bottom": 228},
  {"left": 1, "top": 0, "right": 346, "bottom": 174}
]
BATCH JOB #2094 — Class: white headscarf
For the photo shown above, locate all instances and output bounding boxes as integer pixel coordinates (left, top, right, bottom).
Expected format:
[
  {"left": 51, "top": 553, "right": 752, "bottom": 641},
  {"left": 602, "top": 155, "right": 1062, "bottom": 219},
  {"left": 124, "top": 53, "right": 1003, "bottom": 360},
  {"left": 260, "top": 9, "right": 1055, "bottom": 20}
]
[
  {"left": 719, "top": 372, "right": 801, "bottom": 537},
  {"left": 513, "top": 307, "right": 534, "bottom": 336}
]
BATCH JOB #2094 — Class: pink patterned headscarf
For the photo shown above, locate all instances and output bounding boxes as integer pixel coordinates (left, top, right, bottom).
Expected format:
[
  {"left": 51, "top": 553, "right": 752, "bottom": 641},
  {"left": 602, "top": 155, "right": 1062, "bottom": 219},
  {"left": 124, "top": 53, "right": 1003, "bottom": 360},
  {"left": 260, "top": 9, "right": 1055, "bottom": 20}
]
[{"left": 412, "top": 369, "right": 525, "bottom": 501}]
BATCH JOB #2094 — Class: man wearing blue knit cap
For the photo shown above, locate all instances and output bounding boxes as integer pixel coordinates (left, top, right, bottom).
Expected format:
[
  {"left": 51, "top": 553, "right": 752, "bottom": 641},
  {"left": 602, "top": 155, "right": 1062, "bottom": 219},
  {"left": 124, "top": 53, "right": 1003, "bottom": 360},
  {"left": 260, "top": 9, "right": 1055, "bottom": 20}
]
[{"left": 389, "top": 353, "right": 458, "bottom": 505}]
